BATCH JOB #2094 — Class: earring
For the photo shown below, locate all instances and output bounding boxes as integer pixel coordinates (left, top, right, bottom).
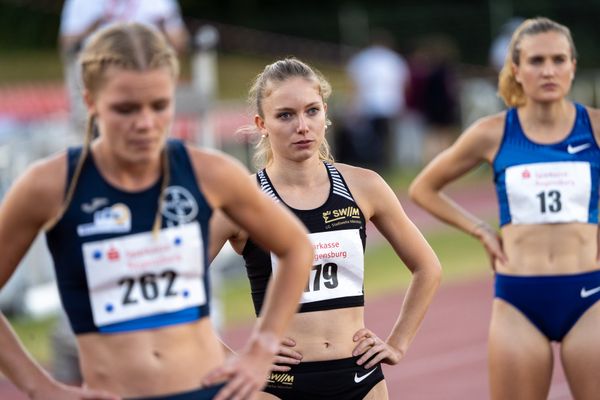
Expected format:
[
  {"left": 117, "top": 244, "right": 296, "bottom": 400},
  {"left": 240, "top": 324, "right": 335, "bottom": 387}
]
[{"left": 261, "top": 133, "right": 268, "bottom": 138}]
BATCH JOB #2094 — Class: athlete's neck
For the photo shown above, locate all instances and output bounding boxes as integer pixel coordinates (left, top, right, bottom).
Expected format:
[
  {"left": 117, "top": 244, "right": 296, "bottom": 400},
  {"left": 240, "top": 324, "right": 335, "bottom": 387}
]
[
  {"left": 267, "top": 157, "right": 326, "bottom": 189},
  {"left": 520, "top": 100, "right": 573, "bottom": 126},
  {"left": 518, "top": 100, "right": 575, "bottom": 142},
  {"left": 91, "top": 142, "right": 162, "bottom": 191}
]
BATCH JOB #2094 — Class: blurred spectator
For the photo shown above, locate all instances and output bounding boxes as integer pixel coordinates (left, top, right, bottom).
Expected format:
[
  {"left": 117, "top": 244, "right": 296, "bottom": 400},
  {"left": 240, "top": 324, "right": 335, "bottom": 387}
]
[
  {"left": 343, "top": 28, "right": 409, "bottom": 170},
  {"left": 489, "top": 17, "right": 525, "bottom": 73},
  {"left": 59, "top": 0, "right": 190, "bottom": 130},
  {"left": 406, "top": 35, "right": 461, "bottom": 163}
]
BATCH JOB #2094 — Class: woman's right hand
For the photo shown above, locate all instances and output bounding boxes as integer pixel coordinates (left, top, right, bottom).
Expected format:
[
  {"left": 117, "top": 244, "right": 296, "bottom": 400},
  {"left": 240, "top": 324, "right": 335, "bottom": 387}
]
[
  {"left": 271, "top": 337, "right": 302, "bottom": 372},
  {"left": 472, "top": 222, "right": 507, "bottom": 270},
  {"left": 202, "top": 331, "right": 280, "bottom": 400}
]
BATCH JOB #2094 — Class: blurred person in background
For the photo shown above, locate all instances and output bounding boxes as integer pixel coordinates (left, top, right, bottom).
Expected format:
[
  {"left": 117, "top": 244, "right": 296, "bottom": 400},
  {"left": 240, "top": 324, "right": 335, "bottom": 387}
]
[
  {"left": 405, "top": 36, "right": 461, "bottom": 164},
  {"left": 210, "top": 57, "right": 441, "bottom": 399},
  {"left": 0, "top": 23, "right": 313, "bottom": 400},
  {"left": 344, "top": 29, "right": 409, "bottom": 171},
  {"left": 59, "top": 0, "right": 190, "bottom": 131},
  {"left": 410, "top": 17, "right": 600, "bottom": 399},
  {"left": 489, "top": 17, "right": 526, "bottom": 74}
]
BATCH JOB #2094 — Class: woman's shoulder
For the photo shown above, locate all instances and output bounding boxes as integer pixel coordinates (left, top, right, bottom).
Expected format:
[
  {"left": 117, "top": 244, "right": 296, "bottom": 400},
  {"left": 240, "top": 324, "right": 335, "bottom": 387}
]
[
  {"left": 24, "top": 150, "right": 68, "bottom": 189},
  {"left": 451, "top": 111, "right": 507, "bottom": 160},
  {"left": 184, "top": 145, "right": 248, "bottom": 175},
  {"left": 463, "top": 110, "right": 506, "bottom": 138},
  {"left": 579, "top": 105, "right": 600, "bottom": 145},
  {"left": 1, "top": 150, "right": 68, "bottom": 225},
  {"left": 333, "top": 162, "right": 382, "bottom": 183},
  {"left": 183, "top": 145, "right": 257, "bottom": 207},
  {"left": 332, "top": 162, "right": 388, "bottom": 195}
]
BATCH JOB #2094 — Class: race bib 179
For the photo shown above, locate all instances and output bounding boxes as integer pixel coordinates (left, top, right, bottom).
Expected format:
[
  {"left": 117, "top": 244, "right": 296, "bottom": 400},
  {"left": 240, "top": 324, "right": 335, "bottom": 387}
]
[{"left": 271, "top": 229, "right": 364, "bottom": 304}]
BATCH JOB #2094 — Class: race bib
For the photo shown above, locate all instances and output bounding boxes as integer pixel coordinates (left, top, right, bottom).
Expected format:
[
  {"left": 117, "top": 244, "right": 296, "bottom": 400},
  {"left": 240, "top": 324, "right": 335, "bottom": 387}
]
[
  {"left": 271, "top": 229, "right": 364, "bottom": 303},
  {"left": 505, "top": 161, "right": 591, "bottom": 224},
  {"left": 82, "top": 222, "right": 206, "bottom": 327}
]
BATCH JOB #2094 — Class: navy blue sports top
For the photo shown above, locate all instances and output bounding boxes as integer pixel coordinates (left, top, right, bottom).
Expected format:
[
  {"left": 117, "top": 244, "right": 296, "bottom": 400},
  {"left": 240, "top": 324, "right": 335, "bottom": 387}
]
[
  {"left": 46, "top": 140, "right": 212, "bottom": 334},
  {"left": 493, "top": 103, "right": 600, "bottom": 227},
  {"left": 243, "top": 162, "right": 367, "bottom": 315}
]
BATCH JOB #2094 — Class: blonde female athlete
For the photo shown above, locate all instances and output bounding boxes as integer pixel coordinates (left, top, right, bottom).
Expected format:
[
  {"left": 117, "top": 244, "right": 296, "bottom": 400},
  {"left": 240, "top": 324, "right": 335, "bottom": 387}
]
[
  {"left": 410, "top": 17, "right": 600, "bottom": 400},
  {"left": 210, "top": 58, "right": 441, "bottom": 399}
]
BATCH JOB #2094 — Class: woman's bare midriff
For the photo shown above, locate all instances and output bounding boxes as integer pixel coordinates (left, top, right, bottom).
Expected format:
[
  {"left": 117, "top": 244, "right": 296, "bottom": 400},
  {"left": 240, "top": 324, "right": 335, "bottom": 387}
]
[
  {"left": 499, "top": 223, "right": 600, "bottom": 275},
  {"left": 283, "top": 306, "right": 365, "bottom": 361},
  {"left": 76, "top": 318, "right": 225, "bottom": 397}
]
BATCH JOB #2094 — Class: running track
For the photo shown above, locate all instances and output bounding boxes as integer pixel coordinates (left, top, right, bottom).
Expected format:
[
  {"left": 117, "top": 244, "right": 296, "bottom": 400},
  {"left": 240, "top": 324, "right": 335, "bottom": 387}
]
[{"left": 0, "top": 184, "right": 572, "bottom": 399}]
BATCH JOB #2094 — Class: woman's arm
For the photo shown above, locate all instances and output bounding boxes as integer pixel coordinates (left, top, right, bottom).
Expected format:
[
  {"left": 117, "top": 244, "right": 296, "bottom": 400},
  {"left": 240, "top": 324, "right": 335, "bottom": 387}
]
[
  {"left": 341, "top": 165, "right": 441, "bottom": 368},
  {"left": 208, "top": 209, "right": 247, "bottom": 262},
  {"left": 190, "top": 149, "right": 312, "bottom": 399},
  {"left": 408, "top": 114, "right": 508, "bottom": 266},
  {"left": 0, "top": 156, "right": 118, "bottom": 399},
  {"left": 409, "top": 114, "right": 502, "bottom": 235}
]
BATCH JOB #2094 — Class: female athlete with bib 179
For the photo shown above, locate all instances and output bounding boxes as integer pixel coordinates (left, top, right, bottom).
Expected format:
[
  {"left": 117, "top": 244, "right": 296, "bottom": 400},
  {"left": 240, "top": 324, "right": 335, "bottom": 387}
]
[{"left": 210, "top": 58, "right": 441, "bottom": 400}]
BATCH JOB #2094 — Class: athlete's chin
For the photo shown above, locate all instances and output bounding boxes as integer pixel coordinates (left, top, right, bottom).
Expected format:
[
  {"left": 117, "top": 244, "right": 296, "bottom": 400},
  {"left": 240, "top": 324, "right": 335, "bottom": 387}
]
[
  {"left": 123, "top": 148, "right": 162, "bottom": 165},
  {"left": 531, "top": 91, "right": 567, "bottom": 103},
  {"left": 290, "top": 152, "right": 318, "bottom": 163}
]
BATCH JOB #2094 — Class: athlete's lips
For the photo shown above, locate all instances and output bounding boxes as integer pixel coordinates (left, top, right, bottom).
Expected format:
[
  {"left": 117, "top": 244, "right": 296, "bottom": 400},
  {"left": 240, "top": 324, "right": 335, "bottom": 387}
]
[
  {"left": 293, "top": 139, "right": 314, "bottom": 145},
  {"left": 540, "top": 82, "right": 558, "bottom": 90},
  {"left": 129, "top": 138, "right": 156, "bottom": 148}
]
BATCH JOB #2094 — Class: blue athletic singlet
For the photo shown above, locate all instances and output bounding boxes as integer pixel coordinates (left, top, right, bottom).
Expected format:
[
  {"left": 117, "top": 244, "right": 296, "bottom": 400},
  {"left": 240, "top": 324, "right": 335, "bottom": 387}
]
[
  {"left": 493, "top": 103, "right": 600, "bottom": 226},
  {"left": 242, "top": 162, "right": 367, "bottom": 315},
  {"left": 46, "top": 139, "right": 212, "bottom": 334}
]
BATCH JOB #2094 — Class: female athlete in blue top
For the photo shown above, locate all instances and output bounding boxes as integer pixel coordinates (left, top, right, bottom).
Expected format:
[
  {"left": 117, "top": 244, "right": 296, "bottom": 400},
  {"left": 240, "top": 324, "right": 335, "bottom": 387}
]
[{"left": 410, "top": 17, "right": 600, "bottom": 399}]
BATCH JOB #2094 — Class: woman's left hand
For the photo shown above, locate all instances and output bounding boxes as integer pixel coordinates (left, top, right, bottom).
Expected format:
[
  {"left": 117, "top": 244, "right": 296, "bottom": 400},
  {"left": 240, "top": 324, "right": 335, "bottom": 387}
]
[{"left": 352, "top": 328, "right": 404, "bottom": 369}]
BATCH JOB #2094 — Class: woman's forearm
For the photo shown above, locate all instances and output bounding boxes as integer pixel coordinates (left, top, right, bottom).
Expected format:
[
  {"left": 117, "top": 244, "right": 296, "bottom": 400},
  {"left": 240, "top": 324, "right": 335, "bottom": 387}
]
[
  {"left": 385, "top": 266, "right": 441, "bottom": 354},
  {"left": 0, "top": 313, "right": 56, "bottom": 397},
  {"left": 254, "top": 242, "right": 313, "bottom": 343}
]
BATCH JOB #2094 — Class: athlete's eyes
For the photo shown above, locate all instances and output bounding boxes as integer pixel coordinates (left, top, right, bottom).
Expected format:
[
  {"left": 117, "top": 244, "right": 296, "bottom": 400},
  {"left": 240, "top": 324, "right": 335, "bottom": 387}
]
[
  {"left": 111, "top": 104, "right": 139, "bottom": 115},
  {"left": 277, "top": 112, "right": 292, "bottom": 120},
  {"left": 152, "top": 100, "right": 170, "bottom": 112},
  {"left": 528, "top": 56, "right": 544, "bottom": 65},
  {"left": 111, "top": 101, "right": 170, "bottom": 115},
  {"left": 307, "top": 107, "right": 320, "bottom": 116},
  {"left": 526, "top": 55, "right": 569, "bottom": 66},
  {"left": 552, "top": 55, "right": 567, "bottom": 64}
]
